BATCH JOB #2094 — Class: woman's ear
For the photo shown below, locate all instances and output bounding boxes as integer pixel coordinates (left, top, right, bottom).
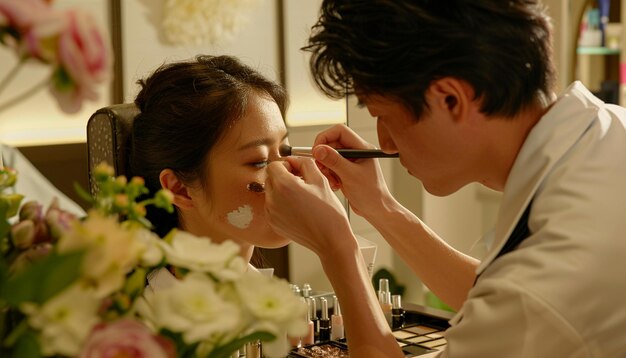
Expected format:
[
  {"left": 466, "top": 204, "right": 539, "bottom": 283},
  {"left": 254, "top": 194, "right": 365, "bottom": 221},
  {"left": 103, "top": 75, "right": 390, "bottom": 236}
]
[{"left": 159, "top": 169, "right": 194, "bottom": 209}]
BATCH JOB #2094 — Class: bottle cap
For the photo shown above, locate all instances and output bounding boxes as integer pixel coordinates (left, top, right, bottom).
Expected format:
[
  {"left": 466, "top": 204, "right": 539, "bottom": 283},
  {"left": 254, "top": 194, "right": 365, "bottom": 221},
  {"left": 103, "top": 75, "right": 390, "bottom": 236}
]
[
  {"left": 320, "top": 297, "right": 329, "bottom": 320},
  {"left": 332, "top": 295, "right": 341, "bottom": 316},
  {"left": 379, "top": 278, "right": 390, "bottom": 293},
  {"left": 308, "top": 297, "right": 317, "bottom": 319},
  {"left": 392, "top": 294, "right": 402, "bottom": 309}
]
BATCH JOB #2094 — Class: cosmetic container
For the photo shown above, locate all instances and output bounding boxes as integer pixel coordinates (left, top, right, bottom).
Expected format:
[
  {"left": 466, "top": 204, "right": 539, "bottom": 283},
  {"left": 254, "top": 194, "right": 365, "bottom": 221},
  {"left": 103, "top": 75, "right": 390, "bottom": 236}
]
[
  {"left": 308, "top": 297, "right": 320, "bottom": 343},
  {"left": 302, "top": 299, "right": 315, "bottom": 345},
  {"left": 330, "top": 295, "right": 344, "bottom": 340},
  {"left": 378, "top": 279, "right": 393, "bottom": 326},
  {"left": 290, "top": 284, "right": 301, "bottom": 297},
  {"left": 319, "top": 297, "right": 331, "bottom": 342},
  {"left": 301, "top": 283, "right": 312, "bottom": 298},
  {"left": 245, "top": 340, "right": 261, "bottom": 358},
  {"left": 289, "top": 297, "right": 306, "bottom": 348},
  {"left": 391, "top": 294, "right": 405, "bottom": 330}
]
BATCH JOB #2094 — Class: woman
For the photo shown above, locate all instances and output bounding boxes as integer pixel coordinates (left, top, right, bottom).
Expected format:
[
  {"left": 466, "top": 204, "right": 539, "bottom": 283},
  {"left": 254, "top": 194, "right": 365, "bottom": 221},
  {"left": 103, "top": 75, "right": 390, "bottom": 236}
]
[{"left": 130, "top": 55, "right": 290, "bottom": 270}]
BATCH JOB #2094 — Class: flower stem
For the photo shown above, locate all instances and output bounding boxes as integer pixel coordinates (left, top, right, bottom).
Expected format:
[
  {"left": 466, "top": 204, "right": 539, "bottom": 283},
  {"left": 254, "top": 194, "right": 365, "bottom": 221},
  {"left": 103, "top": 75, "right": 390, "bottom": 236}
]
[
  {"left": 2, "top": 318, "right": 27, "bottom": 347},
  {"left": 0, "top": 57, "right": 27, "bottom": 98},
  {"left": 0, "top": 76, "right": 49, "bottom": 113}
]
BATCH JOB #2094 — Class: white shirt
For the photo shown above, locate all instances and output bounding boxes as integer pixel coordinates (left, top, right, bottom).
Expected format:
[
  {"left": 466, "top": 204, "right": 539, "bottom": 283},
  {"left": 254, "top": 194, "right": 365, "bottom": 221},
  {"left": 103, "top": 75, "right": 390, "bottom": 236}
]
[
  {"left": 439, "top": 82, "right": 626, "bottom": 357},
  {"left": 147, "top": 263, "right": 260, "bottom": 292}
]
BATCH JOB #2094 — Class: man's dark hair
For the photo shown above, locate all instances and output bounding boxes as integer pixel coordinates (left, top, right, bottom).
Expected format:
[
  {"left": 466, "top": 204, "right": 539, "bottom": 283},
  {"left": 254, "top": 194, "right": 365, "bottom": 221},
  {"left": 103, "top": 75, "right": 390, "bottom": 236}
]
[{"left": 305, "top": 0, "right": 555, "bottom": 119}]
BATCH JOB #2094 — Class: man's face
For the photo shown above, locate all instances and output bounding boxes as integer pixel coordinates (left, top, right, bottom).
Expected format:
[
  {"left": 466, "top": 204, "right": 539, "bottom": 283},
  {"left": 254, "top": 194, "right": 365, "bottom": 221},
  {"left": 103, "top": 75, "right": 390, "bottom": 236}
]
[{"left": 362, "top": 94, "right": 479, "bottom": 196}]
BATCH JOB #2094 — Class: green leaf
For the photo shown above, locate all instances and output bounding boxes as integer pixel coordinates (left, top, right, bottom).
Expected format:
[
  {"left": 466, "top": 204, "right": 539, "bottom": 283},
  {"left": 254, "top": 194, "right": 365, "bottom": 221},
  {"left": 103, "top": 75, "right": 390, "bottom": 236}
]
[
  {"left": 73, "top": 182, "right": 95, "bottom": 206},
  {"left": 2, "top": 250, "right": 84, "bottom": 305},
  {"left": 12, "top": 330, "right": 41, "bottom": 358},
  {"left": 0, "top": 254, "right": 8, "bottom": 296},
  {"left": 207, "top": 331, "right": 276, "bottom": 358},
  {"left": 0, "top": 219, "right": 10, "bottom": 249}
]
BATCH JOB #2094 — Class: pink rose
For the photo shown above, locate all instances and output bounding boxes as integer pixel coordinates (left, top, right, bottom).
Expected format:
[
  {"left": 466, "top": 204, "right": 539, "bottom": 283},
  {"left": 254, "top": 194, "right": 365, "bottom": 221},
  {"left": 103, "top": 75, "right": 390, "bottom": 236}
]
[
  {"left": 0, "top": 0, "right": 52, "bottom": 54},
  {"left": 79, "top": 319, "right": 175, "bottom": 358},
  {"left": 0, "top": 0, "right": 51, "bottom": 29},
  {"left": 51, "top": 8, "right": 111, "bottom": 113},
  {"left": 23, "top": 9, "right": 65, "bottom": 62}
]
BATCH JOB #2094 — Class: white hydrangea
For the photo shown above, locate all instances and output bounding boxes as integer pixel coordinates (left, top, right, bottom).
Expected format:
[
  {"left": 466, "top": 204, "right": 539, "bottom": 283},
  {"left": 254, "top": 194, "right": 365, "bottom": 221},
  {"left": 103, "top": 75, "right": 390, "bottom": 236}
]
[
  {"left": 235, "top": 272, "right": 308, "bottom": 357},
  {"left": 20, "top": 284, "right": 101, "bottom": 357},
  {"left": 158, "top": 230, "right": 243, "bottom": 276},
  {"left": 142, "top": 272, "right": 241, "bottom": 343},
  {"left": 162, "top": 0, "right": 262, "bottom": 46}
]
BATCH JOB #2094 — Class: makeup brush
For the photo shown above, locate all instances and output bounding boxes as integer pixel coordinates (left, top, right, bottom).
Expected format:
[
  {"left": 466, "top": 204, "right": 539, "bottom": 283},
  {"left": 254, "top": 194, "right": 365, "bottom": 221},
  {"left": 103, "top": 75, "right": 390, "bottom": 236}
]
[{"left": 279, "top": 144, "right": 398, "bottom": 159}]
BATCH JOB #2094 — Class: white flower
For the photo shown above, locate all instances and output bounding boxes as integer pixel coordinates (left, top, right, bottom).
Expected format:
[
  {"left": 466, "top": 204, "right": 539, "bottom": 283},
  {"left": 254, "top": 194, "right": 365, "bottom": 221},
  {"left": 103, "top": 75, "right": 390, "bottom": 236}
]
[
  {"left": 20, "top": 284, "right": 101, "bottom": 357},
  {"left": 135, "top": 228, "right": 164, "bottom": 267},
  {"left": 142, "top": 272, "right": 241, "bottom": 344},
  {"left": 236, "top": 272, "right": 307, "bottom": 330},
  {"left": 159, "top": 231, "right": 241, "bottom": 275},
  {"left": 57, "top": 210, "right": 146, "bottom": 297},
  {"left": 235, "top": 272, "right": 308, "bottom": 357},
  {"left": 161, "top": 0, "right": 261, "bottom": 46}
]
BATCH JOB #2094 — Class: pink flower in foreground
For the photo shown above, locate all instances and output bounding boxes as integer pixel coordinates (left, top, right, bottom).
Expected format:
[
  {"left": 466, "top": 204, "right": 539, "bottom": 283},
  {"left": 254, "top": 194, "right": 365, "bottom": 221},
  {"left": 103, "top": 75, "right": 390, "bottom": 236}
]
[
  {"left": 0, "top": 0, "right": 51, "bottom": 29},
  {"left": 51, "top": 8, "right": 111, "bottom": 113},
  {"left": 23, "top": 9, "right": 65, "bottom": 62},
  {"left": 79, "top": 319, "right": 175, "bottom": 358}
]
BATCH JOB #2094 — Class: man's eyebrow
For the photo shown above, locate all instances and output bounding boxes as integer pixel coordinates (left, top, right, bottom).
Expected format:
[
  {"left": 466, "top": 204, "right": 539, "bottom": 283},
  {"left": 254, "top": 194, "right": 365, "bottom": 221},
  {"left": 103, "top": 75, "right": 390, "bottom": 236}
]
[{"left": 237, "top": 132, "right": 289, "bottom": 151}]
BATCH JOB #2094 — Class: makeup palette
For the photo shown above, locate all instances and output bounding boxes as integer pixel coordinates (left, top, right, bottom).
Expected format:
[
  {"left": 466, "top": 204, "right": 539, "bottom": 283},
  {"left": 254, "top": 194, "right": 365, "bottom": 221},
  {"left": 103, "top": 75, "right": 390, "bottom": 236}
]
[{"left": 288, "top": 303, "right": 453, "bottom": 357}]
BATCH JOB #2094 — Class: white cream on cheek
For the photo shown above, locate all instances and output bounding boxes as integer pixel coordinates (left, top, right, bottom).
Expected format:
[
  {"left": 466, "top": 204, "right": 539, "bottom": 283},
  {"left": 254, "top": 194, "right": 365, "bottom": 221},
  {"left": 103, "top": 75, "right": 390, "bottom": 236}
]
[{"left": 226, "top": 204, "right": 254, "bottom": 229}]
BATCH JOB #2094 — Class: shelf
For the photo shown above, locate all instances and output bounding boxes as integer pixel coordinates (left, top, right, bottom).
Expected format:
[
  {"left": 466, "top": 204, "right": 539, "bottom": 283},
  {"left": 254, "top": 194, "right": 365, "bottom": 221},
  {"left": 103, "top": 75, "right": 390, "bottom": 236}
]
[{"left": 577, "top": 46, "right": 621, "bottom": 55}]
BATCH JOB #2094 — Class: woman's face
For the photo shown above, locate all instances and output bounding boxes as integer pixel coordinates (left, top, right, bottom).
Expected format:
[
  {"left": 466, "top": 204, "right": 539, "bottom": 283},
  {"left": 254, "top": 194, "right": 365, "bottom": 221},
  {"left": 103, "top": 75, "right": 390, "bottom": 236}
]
[{"left": 186, "top": 91, "right": 290, "bottom": 249}]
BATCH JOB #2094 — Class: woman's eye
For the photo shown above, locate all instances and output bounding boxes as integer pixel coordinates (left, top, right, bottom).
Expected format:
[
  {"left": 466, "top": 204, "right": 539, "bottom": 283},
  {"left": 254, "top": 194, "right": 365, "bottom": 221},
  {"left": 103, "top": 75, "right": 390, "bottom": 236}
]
[{"left": 251, "top": 161, "right": 269, "bottom": 168}]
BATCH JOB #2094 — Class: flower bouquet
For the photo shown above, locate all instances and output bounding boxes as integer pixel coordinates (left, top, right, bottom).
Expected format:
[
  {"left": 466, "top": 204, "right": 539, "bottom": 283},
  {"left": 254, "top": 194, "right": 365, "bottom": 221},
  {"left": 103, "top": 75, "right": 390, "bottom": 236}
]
[{"left": 0, "top": 163, "right": 307, "bottom": 358}]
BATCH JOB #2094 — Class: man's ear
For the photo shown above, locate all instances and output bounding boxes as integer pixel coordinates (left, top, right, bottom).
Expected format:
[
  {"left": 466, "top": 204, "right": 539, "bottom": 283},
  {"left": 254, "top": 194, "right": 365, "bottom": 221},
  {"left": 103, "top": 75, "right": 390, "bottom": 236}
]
[
  {"left": 159, "top": 169, "right": 194, "bottom": 209},
  {"left": 427, "top": 78, "right": 476, "bottom": 122}
]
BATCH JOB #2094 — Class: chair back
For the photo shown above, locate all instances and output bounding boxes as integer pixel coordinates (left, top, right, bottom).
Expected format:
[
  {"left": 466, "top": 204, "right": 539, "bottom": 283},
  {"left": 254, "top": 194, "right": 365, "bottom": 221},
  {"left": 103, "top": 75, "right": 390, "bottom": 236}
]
[{"left": 86, "top": 103, "right": 139, "bottom": 197}]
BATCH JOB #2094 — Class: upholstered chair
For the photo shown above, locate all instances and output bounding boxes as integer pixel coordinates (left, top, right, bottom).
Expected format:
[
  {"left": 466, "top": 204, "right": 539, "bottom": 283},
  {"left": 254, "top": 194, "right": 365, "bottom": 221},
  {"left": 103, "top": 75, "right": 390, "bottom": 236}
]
[{"left": 86, "top": 104, "right": 139, "bottom": 197}]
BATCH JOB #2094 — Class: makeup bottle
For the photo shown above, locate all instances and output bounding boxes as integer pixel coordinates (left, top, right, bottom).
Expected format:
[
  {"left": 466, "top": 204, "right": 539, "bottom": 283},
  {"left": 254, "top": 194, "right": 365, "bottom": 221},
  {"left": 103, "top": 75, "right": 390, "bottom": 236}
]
[
  {"left": 378, "top": 278, "right": 392, "bottom": 326},
  {"left": 318, "top": 297, "right": 331, "bottom": 342},
  {"left": 308, "top": 297, "right": 320, "bottom": 343},
  {"left": 330, "top": 295, "right": 345, "bottom": 340},
  {"left": 391, "top": 294, "right": 405, "bottom": 330},
  {"left": 290, "top": 284, "right": 301, "bottom": 297},
  {"left": 245, "top": 340, "right": 261, "bottom": 358},
  {"left": 302, "top": 298, "right": 315, "bottom": 346},
  {"left": 288, "top": 297, "right": 306, "bottom": 348}
]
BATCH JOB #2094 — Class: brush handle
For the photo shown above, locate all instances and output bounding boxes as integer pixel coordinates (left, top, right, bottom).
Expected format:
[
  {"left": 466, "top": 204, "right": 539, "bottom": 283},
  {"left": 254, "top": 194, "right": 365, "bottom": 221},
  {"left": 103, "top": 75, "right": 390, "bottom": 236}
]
[
  {"left": 288, "top": 146, "right": 398, "bottom": 158},
  {"left": 336, "top": 149, "right": 399, "bottom": 158}
]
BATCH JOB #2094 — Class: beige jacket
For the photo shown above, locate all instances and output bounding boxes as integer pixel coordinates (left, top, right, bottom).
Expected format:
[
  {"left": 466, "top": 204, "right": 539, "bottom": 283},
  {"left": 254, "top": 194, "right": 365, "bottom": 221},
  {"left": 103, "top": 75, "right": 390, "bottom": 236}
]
[{"left": 440, "top": 82, "right": 626, "bottom": 357}]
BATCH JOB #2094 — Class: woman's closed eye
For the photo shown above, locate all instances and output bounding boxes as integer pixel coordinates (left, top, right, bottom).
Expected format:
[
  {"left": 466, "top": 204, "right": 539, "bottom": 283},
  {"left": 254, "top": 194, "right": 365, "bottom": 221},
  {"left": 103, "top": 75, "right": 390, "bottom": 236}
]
[{"left": 250, "top": 160, "right": 269, "bottom": 168}]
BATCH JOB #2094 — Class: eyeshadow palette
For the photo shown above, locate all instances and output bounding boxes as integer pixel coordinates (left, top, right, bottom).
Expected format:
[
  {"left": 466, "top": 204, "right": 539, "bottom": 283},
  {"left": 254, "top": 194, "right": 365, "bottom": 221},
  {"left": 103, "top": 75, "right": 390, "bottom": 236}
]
[
  {"left": 288, "top": 303, "right": 454, "bottom": 357},
  {"left": 289, "top": 341, "right": 349, "bottom": 358}
]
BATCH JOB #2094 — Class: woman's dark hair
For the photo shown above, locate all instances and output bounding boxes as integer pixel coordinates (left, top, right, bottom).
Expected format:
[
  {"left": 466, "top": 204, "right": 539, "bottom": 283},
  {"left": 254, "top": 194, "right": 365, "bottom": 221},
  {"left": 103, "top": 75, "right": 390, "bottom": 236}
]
[
  {"left": 130, "top": 55, "right": 288, "bottom": 262},
  {"left": 305, "top": 0, "right": 555, "bottom": 119}
]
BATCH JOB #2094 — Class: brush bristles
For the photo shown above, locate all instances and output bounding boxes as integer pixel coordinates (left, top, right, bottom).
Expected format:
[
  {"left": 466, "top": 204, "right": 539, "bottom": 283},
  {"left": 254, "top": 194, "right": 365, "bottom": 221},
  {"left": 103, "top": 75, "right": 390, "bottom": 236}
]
[{"left": 279, "top": 144, "right": 292, "bottom": 157}]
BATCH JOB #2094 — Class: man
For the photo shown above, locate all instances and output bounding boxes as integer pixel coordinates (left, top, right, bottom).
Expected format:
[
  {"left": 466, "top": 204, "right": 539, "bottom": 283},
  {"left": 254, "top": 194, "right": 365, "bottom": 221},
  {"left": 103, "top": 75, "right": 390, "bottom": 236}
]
[{"left": 265, "top": 1, "right": 626, "bottom": 356}]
